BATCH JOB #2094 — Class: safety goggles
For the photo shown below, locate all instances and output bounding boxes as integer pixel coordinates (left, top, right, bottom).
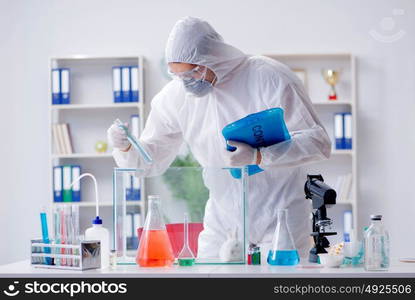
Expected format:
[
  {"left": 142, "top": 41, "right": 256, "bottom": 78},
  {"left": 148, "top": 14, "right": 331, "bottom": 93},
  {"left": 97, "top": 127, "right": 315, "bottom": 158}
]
[{"left": 168, "top": 65, "right": 207, "bottom": 81}]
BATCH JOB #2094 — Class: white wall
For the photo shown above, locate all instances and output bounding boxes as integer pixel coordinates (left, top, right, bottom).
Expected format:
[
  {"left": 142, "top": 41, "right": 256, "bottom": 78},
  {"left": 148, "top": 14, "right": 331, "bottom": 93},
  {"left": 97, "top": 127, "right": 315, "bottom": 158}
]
[{"left": 0, "top": 0, "right": 414, "bottom": 264}]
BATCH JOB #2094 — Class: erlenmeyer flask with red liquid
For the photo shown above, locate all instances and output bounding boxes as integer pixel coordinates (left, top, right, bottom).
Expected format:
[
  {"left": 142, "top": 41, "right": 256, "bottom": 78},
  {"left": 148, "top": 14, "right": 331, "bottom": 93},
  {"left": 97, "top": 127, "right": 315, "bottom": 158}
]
[{"left": 136, "top": 195, "right": 175, "bottom": 267}]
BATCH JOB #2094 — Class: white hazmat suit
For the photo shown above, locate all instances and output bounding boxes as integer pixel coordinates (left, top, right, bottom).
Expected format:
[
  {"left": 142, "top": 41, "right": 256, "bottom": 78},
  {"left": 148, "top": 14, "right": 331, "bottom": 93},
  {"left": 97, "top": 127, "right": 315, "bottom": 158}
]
[{"left": 113, "top": 17, "right": 331, "bottom": 260}]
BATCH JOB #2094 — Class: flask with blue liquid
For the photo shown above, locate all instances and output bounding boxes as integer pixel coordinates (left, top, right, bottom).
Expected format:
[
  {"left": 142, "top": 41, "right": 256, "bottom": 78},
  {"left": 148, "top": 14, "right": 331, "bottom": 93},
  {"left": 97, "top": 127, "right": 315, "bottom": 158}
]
[{"left": 267, "top": 209, "right": 300, "bottom": 266}]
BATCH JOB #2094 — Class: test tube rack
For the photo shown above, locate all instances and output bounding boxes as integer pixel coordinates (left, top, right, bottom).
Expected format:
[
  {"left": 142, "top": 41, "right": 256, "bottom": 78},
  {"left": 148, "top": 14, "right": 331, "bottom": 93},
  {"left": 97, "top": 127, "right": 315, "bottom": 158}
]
[{"left": 30, "top": 239, "right": 101, "bottom": 271}]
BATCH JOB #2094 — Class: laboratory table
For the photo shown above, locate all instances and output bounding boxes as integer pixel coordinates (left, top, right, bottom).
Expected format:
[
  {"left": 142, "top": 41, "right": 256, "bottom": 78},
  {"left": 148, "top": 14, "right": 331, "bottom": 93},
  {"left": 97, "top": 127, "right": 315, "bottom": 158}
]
[{"left": 0, "top": 260, "right": 415, "bottom": 278}]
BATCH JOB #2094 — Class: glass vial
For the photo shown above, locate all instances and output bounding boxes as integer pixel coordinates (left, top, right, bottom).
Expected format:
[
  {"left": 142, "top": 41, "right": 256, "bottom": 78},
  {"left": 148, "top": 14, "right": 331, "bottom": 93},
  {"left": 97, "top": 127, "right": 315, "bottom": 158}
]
[{"left": 364, "top": 215, "right": 389, "bottom": 271}]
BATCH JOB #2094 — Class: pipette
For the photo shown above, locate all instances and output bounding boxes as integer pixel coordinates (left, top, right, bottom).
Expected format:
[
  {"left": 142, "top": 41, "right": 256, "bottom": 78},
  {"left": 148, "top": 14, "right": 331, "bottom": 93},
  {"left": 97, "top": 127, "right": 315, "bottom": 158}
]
[
  {"left": 177, "top": 213, "right": 195, "bottom": 266},
  {"left": 114, "top": 119, "right": 153, "bottom": 164}
]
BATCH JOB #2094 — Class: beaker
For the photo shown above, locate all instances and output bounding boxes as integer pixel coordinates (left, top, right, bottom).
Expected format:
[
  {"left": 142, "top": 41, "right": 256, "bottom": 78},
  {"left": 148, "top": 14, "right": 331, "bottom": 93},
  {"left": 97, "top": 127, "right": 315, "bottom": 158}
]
[
  {"left": 136, "top": 195, "right": 175, "bottom": 267},
  {"left": 267, "top": 209, "right": 300, "bottom": 266}
]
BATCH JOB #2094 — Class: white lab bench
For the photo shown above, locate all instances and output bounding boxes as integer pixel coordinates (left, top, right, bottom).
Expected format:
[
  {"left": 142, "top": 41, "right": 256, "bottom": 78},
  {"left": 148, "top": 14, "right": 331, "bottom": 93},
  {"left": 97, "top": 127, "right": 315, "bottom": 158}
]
[{"left": 0, "top": 260, "right": 414, "bottom": 278}]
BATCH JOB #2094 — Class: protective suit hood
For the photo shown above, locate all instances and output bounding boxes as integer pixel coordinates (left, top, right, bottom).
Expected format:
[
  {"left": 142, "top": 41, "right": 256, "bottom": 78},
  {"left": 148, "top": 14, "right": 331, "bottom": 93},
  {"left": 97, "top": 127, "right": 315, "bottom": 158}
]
[{"left": 165, "top": 16, "right": 247, "bottom": 84}]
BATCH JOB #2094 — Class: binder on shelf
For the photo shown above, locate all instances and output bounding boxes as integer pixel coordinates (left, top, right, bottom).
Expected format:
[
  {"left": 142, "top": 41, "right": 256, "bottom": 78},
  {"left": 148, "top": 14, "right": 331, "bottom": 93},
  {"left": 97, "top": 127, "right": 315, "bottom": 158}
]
[
  {"left": 133, "top": 213, "right": 142, "bottom": 232},
  {"left": 112, "top": 67, "right": 122, "bottom": 103},
  {"left": 126, "top": 213, "right": 134, "bottom": 250},
  {"left": 343, "top": 113, "right": 352, "bottom": 150},
  {"left": 71, "top": 165, "right": 81, "bottom": 202},
  {"left": 56, "top": 124, "right": 67, "bottom": 154},
  {"left": 121, "top": 66, "right": 131, "bottom": 102},
  {"left": 132, "top": 176, "right": 140, "bottom": 201},
  {"left": 62, "top": 165, "right": 72, "bottom": 202},
  {"left": 52, "top": 124, "right": 63, "bottom": 154},
  {"left": 124, "top": 173, "right": 132, "bottom": 201},
  {"left": 51, "top": 69, "right": 61, "bottom": 104},
  {"left": 53, "top": 166, "right": 63, "bottom": 202},
  {"left": 343, "top": 210, "right": 353, "bottom": 242},
  {"left": 130, "top": 114, "right": 139, "bottom": 139},
  {"left": 334, "top": 113, "right": 344, "bottom": 149},
  {"left": 130, "top": 66, "right": 139, "bottom": 102},
  {"left": 61, "top": 123, "right": 73, "bottom": 154},
  {"left": 132, "top": 213, "right": 141, "bottom": 249},
  {"left": 335, "top": 173, "right": 352, "bottom": 203},
  {"left": 60, "top": 68, "right": 70, "bottom": 104}
]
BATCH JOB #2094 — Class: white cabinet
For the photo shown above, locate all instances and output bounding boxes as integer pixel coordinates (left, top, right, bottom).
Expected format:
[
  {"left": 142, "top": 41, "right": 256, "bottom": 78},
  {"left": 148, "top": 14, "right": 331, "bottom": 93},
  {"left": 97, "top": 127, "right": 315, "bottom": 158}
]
[
  {"left": 49, "top": 55, "right": 146, "bottom": 234},
  {"left": 266, "top": 53, "right": 358, "bottom": 241}
]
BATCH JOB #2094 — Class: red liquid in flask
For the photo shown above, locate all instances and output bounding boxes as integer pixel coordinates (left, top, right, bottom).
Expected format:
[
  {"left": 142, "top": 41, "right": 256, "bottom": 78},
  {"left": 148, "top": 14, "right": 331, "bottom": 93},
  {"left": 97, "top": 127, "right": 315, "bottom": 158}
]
[{"left": 136, "top": 229, "right": 175, "bottom": 267}]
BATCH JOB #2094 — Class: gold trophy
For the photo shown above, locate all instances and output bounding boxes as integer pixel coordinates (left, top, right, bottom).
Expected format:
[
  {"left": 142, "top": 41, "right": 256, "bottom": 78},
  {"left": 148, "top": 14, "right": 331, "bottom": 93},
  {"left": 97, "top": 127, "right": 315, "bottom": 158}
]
[{"left": 322, "top": 69, "right": 340, "bottom": 101}]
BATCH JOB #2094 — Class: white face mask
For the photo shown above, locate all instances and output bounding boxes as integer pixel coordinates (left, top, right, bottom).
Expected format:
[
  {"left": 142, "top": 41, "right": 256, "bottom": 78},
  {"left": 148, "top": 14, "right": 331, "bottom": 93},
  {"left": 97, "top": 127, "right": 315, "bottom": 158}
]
[
  {"left": 169, "top": 65, "right": 216, "bottom": 97},
  {"left": 183, "top": 77, "right": 214, "bottom": 97}
]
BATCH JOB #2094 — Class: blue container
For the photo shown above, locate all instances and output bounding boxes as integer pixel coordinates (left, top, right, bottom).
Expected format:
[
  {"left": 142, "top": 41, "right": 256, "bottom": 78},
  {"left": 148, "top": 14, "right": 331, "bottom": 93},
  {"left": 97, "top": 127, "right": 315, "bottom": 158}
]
[
  {"left": 267, "top": 250, "right": 300, "bottom": 266},
  {"left": 222, "top": 108, "right": 291, "bottom": 178}
]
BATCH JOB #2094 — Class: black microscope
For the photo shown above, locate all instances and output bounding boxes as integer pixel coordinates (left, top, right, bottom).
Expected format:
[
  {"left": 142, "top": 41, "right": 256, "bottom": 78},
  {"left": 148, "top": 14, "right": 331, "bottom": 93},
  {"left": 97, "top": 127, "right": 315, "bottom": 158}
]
[{"left": 304, "top": 174, "right": 337, "bottom": 263}]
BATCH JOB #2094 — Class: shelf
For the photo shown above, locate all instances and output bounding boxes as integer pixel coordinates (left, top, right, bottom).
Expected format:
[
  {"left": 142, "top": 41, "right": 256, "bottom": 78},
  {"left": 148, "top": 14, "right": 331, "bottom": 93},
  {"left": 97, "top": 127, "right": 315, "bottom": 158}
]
[
  {"left": 126, "top": 201, "right": 144, "bottom": 206},
  {"left": 51, "top": 103, "right": 141, "bottom": 110},
  {"left": 312, "top": 101, "right": 352, "bottom": 106},
  {"left": 336, "top": 201, "right": 355, "bottom": 205},
  {"left": 331, "top": 149, "right": 354, "bottom": 156},
  {"left": 52, "top": 201, "right": 143, "bottom": 207},
  {"left": 265, "top": 53, "right": 352, "bottom": 59},
  {"left": 52, "top": 55, "right": 140, "bottom": 60},
  {"left": 52, "top": 202, "right": 109, "bottom": 207},
  {"left": 52, "top": 153, "right": 113, "bottom": 159}
]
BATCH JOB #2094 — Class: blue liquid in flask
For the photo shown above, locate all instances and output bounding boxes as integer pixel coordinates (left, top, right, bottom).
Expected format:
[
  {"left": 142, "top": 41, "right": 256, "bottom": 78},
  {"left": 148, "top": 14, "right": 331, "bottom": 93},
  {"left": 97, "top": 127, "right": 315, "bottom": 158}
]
[{"left": 267, "top": 250, "right": 300, "bottom": 266}]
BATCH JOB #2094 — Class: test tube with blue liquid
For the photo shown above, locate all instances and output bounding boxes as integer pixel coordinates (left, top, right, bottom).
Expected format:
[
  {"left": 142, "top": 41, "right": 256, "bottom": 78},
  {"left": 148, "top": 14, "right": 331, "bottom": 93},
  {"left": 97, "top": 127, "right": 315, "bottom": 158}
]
[
  {"left": 267, "top": 209, "right": 300, "bottom": 266},
  {"left": 40, "top": 208, "right": 52, "bottom": 265},
  {"left": 114, "top": 119, "right": 153, "bottom": 164}
]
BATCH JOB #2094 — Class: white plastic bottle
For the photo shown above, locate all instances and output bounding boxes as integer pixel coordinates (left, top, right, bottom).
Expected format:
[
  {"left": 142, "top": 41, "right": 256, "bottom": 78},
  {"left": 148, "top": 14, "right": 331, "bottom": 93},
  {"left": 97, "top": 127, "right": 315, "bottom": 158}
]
[{"left": 85, "top": 216, "right": 110, "bottom": 269}]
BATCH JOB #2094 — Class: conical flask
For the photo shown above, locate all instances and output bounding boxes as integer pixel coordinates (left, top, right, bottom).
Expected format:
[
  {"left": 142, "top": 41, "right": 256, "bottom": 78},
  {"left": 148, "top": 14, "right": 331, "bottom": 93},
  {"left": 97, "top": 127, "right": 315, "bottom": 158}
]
[
  {"left": 136, "top": 195, "right": 174, "bottom": 267},
  {"left": 177, "top": 213, "right": 196, "bottom": 266},
  {"left": 267, "top": 209, "right": 300, "bottom": 266}
]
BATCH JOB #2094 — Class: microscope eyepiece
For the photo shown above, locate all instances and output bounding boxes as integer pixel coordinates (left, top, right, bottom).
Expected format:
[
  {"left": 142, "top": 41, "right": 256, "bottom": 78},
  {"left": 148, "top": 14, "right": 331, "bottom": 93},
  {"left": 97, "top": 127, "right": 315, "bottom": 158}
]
[{"left": 304, "top": 174, "right": 336, "bottom": 208}]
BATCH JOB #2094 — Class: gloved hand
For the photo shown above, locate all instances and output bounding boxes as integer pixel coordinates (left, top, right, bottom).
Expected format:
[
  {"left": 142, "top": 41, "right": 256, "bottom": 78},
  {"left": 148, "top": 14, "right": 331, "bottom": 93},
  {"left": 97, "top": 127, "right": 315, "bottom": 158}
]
[
  {"left": 223, "top": 140, "right": 260, "bottom": 166},
  {"left": 107, "top": 122, "right": 131, "bottom": 151}
]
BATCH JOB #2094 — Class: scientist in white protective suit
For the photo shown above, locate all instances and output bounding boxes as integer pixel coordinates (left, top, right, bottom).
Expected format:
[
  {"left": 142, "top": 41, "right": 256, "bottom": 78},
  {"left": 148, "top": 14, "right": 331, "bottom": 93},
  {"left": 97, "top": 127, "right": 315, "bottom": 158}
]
[{"left": 108, "top": 17, "right": 331, "bottom": 261}]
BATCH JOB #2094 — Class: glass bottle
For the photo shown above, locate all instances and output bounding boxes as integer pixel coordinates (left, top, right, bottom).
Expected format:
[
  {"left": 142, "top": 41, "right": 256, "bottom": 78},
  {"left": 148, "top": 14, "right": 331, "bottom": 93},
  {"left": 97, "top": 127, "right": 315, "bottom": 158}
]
[
  {"left": 136, "top": 195, "right": 175, "bottom": 267},
  {"left": 364, "top": 215, "right": 389, "bottom": 271},
  {"left": 248, "top": 243, "right": 261, "bottom": 265},
  {"left": 109, "top": 249, "right": 117, "bottom": 269},
  {"left": 267, "top": 209, "right": 300, "bottom": 266}
]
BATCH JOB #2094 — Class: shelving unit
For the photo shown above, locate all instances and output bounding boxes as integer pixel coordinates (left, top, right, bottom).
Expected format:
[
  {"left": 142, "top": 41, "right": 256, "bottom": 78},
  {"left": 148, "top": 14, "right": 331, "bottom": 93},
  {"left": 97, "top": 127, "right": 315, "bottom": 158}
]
[
  {"left": 266, "top": 53, "right": 358, "bottom": 240},
  {"left": 49, "top": 55, "right": 146, "bottom": 235},
  {"left": 50, "top": 103, "right": 139, "bottom": 110},
  {"left": 52, "top": 153, "right": 114, "bottom": 159},
  {"left": 52, "top": 201, "right": 143, "bottom": 207}
]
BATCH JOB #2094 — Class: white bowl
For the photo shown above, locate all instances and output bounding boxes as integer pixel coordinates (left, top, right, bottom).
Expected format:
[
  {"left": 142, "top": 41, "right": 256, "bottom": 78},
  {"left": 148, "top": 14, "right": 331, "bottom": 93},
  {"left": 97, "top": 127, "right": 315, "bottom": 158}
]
[{"left": 318, "top": 253, "right": 344, "bottom": 268}]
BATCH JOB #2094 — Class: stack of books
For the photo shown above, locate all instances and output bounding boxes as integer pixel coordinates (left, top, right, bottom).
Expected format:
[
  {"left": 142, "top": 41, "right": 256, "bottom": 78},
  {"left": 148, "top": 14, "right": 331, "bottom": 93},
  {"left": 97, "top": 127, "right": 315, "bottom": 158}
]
[
  {"left": 334, "top": 173, "right": 352, "bottom": 203},
  {"left": 52, "top": 123, "right": 74, "bottom": 155}
]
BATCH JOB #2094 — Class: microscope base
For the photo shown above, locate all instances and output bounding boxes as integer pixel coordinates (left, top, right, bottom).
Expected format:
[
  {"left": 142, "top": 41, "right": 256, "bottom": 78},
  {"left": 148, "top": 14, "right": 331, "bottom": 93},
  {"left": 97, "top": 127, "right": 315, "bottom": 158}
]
[{"left": 309, "top": 246, "right": 328, "bottom": 263}]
